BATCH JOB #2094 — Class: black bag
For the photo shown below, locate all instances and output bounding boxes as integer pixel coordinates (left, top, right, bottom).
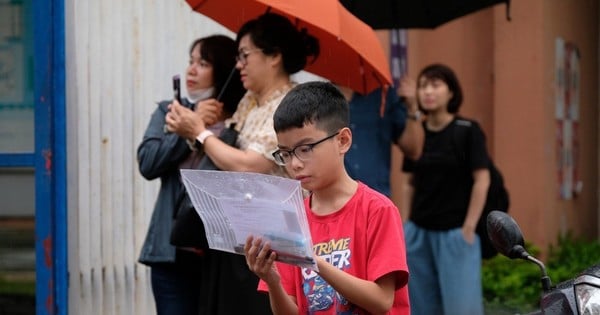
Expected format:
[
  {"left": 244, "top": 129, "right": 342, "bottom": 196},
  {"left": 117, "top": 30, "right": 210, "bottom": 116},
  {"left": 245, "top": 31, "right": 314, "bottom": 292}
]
[
  {"left": 170, "top": 125, "right": 238, "bottom": 249},
  {"left": 452, "top": 118, "right": 510, "bottom": 259}
]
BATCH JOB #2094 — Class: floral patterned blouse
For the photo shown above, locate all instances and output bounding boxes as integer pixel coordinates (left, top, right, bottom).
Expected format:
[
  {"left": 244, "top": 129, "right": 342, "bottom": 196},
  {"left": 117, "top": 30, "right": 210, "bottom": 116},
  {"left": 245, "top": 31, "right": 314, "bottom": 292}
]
[{"left": 226, "top": 82, "right": 295, "bottom": 177}]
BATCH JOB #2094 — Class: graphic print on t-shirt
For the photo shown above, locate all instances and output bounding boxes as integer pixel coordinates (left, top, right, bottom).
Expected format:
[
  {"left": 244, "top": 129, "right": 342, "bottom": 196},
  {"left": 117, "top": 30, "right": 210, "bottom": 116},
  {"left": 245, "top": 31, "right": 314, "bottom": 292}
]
[{"left": 302, "top": 237, "right": 362, "bottom": 314}]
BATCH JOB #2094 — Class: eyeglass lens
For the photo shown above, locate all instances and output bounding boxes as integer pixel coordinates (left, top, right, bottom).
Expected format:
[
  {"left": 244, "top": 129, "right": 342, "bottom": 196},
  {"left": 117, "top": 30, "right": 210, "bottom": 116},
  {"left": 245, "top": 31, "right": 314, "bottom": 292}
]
[
  {"left": 236, "top": 49, "right": 260, "bottom": 64},
  {"left": 273, "top": 132, "right": 339, "bottom": 165}
]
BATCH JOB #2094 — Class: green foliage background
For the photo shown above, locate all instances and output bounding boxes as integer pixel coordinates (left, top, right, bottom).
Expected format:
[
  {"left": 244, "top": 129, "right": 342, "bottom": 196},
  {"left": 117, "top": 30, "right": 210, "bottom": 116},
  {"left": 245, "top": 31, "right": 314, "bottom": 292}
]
[{"left": 482, "top": 235, "right": 600, "bottom": 313}]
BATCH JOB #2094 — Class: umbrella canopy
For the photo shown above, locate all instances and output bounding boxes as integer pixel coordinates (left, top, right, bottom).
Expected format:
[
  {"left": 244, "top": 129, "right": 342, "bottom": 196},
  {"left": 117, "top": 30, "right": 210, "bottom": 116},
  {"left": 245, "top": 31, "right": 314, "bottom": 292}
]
[
  {"left": 186, "top": 0, "right": 392, "bottom": 94},
  {"left": 340, "top": 0, "right": 511, "bottom": 29}
]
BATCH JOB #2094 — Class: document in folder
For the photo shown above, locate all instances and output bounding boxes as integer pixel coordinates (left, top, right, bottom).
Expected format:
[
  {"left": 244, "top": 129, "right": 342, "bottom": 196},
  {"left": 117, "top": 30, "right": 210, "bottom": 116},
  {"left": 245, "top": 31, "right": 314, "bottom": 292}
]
[{"left": 180, "top": 169, "right": 317, "bottom": 270}]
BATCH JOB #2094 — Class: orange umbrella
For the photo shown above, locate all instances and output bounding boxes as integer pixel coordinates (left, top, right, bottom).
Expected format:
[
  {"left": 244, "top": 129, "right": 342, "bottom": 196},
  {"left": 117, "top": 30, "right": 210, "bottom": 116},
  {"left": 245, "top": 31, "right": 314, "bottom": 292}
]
[{"left": 186, "top": 0, "right": 392, "bottom": 95}]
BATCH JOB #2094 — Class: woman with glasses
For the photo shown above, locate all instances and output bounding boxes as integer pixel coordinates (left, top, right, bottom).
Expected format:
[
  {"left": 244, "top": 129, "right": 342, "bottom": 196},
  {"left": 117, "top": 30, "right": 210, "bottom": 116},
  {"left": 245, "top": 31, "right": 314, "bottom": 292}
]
[
  {"left": 166, "top": 12, "right": 319, "bottom": 315},
  {"left": 167, "top": 13, "right": 319, "bottom": 178}
]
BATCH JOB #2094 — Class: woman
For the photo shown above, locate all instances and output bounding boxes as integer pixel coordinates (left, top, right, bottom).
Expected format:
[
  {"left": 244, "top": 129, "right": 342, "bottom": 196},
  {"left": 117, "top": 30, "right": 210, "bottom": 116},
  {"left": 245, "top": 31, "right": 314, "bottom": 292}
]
[
  {"left": 167, "top": 13, "right": 319, "bottom": 177},
  {"left": 166, "top": 12, "right": 319, "bottom": 315},
  {"left": 402, "top": 64, "right": 490, "bottom": 315},
  {"left": 137, "top": 35, "right": 245, "bottom": 315}
]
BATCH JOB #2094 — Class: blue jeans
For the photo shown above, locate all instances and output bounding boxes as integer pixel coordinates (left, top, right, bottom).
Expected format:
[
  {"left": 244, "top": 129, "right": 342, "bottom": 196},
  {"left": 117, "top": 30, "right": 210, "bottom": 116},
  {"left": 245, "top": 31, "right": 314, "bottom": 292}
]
[
  {"left": 150, "top": 250, "right": 204, "bottom": 315},
  {"left": 404, "top": 221, "right": 484, "bottom": 315}
]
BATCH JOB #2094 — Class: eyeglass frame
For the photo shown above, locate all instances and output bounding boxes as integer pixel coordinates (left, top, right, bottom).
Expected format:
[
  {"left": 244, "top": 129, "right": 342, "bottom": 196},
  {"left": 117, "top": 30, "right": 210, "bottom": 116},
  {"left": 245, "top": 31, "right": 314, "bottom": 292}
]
[
  {"left": 272, "top": 131, "right": 340, "bottom": 166},
  {"left": 236, "top": 48, "right": 263, "bottom": 65}
]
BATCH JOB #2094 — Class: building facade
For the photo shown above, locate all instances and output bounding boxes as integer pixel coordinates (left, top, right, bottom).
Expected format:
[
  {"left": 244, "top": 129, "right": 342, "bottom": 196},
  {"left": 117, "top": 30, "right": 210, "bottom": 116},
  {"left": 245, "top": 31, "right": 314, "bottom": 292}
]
[{"left": 387, "top": 0, "right": 599, "bottom": 256}]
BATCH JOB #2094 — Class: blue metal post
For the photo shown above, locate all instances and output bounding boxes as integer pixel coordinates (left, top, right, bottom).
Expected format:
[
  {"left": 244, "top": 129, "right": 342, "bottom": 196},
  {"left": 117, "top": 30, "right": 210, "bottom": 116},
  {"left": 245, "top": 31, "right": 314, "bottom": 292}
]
[{"left": 32, "top": 0, "right": 68, "bottom": 314}]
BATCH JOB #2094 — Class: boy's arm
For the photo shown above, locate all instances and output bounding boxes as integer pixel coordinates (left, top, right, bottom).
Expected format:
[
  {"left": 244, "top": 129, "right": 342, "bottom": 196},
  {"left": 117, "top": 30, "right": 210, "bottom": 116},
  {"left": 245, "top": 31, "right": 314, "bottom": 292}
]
[
  {"left": 315, "top": 256, "right": 398, "bottom": 315},
  {"left": 244, "top": 236, "right": 299, "bottom": 315},
  {"left": 267, "top": 281, "right": 299, "bottom": 315}
]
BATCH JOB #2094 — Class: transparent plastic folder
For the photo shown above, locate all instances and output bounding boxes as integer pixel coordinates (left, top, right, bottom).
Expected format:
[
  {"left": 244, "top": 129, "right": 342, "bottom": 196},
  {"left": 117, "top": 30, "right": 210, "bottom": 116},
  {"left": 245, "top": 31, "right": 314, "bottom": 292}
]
[{"left": 180, "top": 170, "right": 317, "bottom": 270}]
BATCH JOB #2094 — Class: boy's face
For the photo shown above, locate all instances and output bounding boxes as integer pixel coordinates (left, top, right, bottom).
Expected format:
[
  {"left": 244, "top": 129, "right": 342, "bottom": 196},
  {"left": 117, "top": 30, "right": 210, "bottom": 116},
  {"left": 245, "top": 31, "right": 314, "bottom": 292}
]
[{"left": 275, "top": 123, "right": 349, "bottom": 191}]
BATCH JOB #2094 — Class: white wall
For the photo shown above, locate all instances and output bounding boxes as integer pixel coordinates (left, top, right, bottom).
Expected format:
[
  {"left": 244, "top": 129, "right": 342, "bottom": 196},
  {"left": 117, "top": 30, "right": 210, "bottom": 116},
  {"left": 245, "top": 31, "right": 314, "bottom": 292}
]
[{"left": 64, "top": 0, "right": 231, "bottom": 313}]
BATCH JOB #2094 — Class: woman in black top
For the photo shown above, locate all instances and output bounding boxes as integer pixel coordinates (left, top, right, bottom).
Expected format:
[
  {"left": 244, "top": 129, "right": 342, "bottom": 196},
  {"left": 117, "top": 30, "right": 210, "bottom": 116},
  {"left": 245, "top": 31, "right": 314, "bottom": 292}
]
[{"left": 402, "top": 63, "right": 490, "bottom": 315}]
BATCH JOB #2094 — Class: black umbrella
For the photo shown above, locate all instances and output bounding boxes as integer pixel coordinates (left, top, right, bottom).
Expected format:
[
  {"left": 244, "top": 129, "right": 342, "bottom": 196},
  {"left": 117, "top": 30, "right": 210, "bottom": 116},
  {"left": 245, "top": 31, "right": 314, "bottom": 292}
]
[{"left": 340, "top": 0, "right": 511, "bottom": 29}]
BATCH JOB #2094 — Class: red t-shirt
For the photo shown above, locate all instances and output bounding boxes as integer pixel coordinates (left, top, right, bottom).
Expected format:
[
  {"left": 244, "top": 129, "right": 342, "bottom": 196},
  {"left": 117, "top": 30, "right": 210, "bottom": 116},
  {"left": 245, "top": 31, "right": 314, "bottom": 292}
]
[{"left": 259, "top": 182, "right": 410, "bottom": 314}]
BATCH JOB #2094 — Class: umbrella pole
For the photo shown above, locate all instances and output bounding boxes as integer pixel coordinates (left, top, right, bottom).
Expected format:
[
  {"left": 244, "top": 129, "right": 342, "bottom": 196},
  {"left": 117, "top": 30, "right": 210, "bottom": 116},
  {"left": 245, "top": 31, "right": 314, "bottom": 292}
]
[{"left": 216, "top": 66, "right": 238, "bottom": 101}]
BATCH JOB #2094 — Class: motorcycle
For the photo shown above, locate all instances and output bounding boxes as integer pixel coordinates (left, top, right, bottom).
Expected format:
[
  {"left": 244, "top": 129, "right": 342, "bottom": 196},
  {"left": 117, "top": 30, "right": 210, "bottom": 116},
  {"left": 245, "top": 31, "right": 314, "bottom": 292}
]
[{"left": 486, "top": 211, "right": 600, "bottom": 315}]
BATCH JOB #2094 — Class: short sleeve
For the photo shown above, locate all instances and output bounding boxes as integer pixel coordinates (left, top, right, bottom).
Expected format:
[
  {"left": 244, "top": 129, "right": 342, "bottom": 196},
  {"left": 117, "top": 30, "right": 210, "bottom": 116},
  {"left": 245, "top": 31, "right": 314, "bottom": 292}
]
[
  {"left": 245, "top": 125, "right": 278, "bottom": 161},
  {"left": 366, "top": 199, "right": 409, "bottom": 287},
  {"left": 467, "top": 121, "right": 490, "bottom": 171}
]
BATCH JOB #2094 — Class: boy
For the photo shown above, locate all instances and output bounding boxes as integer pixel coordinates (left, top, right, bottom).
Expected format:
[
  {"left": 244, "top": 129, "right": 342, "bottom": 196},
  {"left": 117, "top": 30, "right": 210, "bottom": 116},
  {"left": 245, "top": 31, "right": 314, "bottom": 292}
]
[{"left": 243, "top": 82, "right": 410, "bottom": 314}]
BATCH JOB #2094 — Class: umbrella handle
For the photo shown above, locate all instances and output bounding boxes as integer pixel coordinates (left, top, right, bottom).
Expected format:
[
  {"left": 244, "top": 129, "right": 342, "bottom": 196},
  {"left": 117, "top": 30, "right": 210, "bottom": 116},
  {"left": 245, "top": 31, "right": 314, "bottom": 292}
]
[{"left": 216, "top": 66, "right": 238, "bottom": 102}]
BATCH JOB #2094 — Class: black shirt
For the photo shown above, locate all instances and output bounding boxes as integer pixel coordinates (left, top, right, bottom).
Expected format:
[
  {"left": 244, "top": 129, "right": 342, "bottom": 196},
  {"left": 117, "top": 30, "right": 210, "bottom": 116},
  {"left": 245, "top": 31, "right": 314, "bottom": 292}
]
[{"left": 403, "top": 117, "right": 490, "bottom": 230}]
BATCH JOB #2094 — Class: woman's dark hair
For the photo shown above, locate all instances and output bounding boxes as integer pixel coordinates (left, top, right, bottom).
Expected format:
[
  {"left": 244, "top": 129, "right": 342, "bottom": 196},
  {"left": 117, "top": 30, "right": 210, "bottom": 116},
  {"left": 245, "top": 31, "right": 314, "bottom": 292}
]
[
  {"left": 190, "top": 35, "right": 246, "bottom": 116},
  {"left": 417, "top": 63, "right": 463, "bottom": 113},
  {"left": 236, "top": 13, "right": 320, "bottom": 75}
]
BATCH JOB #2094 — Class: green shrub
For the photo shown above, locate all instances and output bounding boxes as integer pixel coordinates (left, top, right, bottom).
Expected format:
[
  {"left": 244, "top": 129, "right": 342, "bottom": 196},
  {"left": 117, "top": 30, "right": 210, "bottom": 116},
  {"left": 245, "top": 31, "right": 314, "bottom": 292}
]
[
  {"left": 546, "top": 233, "right": 600, "bottom": 285},
  {"left": 0, "top": 274, "right": 35, "bottom": 296},
  {"left": 482, "top": 242, "right": 541, "bottom": 313},
  {"left": 482, "top": 235, "right": 600, "bottom": 313}
]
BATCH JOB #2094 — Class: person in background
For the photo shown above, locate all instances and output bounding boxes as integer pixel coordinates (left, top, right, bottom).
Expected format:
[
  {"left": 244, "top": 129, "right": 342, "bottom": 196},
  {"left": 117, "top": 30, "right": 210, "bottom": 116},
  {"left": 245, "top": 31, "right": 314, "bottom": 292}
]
[
  {"left": 402, "top": 63, "right": 490, "bottom": 315},
  {"left": 137, "top": 35, "right": 245, "bottom": 315},
  {"left": 165, "top": 12, "right": 320, "bottom": 315},
  {"left": 244, "top": 81, "right": 410, "bottom": 315},
  {"left": 339, "top": 77, "right": 424, "bottom": 198}
]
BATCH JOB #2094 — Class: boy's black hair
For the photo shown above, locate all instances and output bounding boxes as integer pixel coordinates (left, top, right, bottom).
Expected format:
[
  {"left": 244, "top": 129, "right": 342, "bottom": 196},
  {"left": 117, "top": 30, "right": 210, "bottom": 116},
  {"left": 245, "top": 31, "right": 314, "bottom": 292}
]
[
  {"left": 273, "top": 81, "right": 349, "bottom": 134},
  {"left": 417, "top": 63, "right": 463, "bottom": 114}
]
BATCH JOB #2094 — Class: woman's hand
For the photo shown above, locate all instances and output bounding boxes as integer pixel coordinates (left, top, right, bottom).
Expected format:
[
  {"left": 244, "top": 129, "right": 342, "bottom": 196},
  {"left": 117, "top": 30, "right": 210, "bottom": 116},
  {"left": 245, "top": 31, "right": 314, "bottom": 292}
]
[
  {"left": 194, "top": 98, "right": 223, "bottom": 126},
  {"left": 461, "top": 224, "right": 477, "bottom": 244},
  {"left": 166, "top": 98, "right": 223, "bottom": 140},
  {"left": 397, "top": 77, "right": 418, "bottom": 111},
  {"left": 165, "top": 100, "right": 204, "bottom": 139}
]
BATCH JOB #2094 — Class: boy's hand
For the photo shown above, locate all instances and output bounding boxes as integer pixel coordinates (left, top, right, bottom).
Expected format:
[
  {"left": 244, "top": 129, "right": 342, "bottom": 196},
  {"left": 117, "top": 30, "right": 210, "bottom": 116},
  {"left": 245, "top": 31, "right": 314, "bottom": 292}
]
[{"left": 244, "top": 236, "right": 280, "bottom": 286}]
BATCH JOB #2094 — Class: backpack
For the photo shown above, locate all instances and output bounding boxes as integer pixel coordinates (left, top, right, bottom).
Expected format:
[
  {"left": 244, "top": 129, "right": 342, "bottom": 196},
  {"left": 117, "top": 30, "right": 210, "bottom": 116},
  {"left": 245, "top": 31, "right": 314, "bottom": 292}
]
[{"left": 452, "top": 118, "right": 510, "bottom": 259}]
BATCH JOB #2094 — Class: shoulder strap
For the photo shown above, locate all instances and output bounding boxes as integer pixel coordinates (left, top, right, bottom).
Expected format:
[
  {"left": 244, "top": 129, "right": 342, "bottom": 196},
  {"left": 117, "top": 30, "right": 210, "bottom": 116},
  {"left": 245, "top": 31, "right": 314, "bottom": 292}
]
[{"left": 451, "top": 118, "right": 473, "bottom": 163}]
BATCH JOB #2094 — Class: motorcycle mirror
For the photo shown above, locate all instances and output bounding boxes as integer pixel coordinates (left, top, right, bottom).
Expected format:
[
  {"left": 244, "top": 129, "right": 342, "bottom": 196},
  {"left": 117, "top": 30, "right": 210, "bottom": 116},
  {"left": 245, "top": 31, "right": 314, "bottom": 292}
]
[
  {"left": 486, "top": 211, "right": 528, "bottom": 259},
  {"left": 487, "top": 211, "right": 553, "bottom": 292}
]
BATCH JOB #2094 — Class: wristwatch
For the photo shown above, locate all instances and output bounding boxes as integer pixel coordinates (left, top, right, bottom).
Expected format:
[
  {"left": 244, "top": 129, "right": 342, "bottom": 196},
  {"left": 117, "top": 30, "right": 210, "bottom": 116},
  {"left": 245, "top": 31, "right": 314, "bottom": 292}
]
[
  {"left": 407, "top": 110, "right": 422, "bottom": 121},
  {"left": 196, "top": 130, "right": 214, "bottom": 145}
]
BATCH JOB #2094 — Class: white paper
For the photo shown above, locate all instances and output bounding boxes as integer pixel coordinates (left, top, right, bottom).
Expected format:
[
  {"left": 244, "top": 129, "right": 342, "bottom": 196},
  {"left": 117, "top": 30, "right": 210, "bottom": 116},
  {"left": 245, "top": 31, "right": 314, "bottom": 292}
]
[{"left": 180, "top": 169, "right": 317, "bottom": 270}]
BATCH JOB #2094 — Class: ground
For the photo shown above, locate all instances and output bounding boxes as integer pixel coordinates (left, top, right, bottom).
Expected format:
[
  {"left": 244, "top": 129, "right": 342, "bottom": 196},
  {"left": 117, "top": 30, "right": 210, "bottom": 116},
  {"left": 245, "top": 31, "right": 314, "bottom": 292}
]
[{"left": 0, "top": 218, "right": 35, "bottom": 314}]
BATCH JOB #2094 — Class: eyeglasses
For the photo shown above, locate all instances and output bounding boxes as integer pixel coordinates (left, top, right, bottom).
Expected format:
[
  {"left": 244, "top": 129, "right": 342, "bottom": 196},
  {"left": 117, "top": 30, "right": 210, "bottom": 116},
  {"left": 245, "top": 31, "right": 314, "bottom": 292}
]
[
  {"left": 272, "top": 132, "right": 339, "bottom": 166},
  {"left": 236, "top": 48, "right": 263, "bottom": 65}
]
